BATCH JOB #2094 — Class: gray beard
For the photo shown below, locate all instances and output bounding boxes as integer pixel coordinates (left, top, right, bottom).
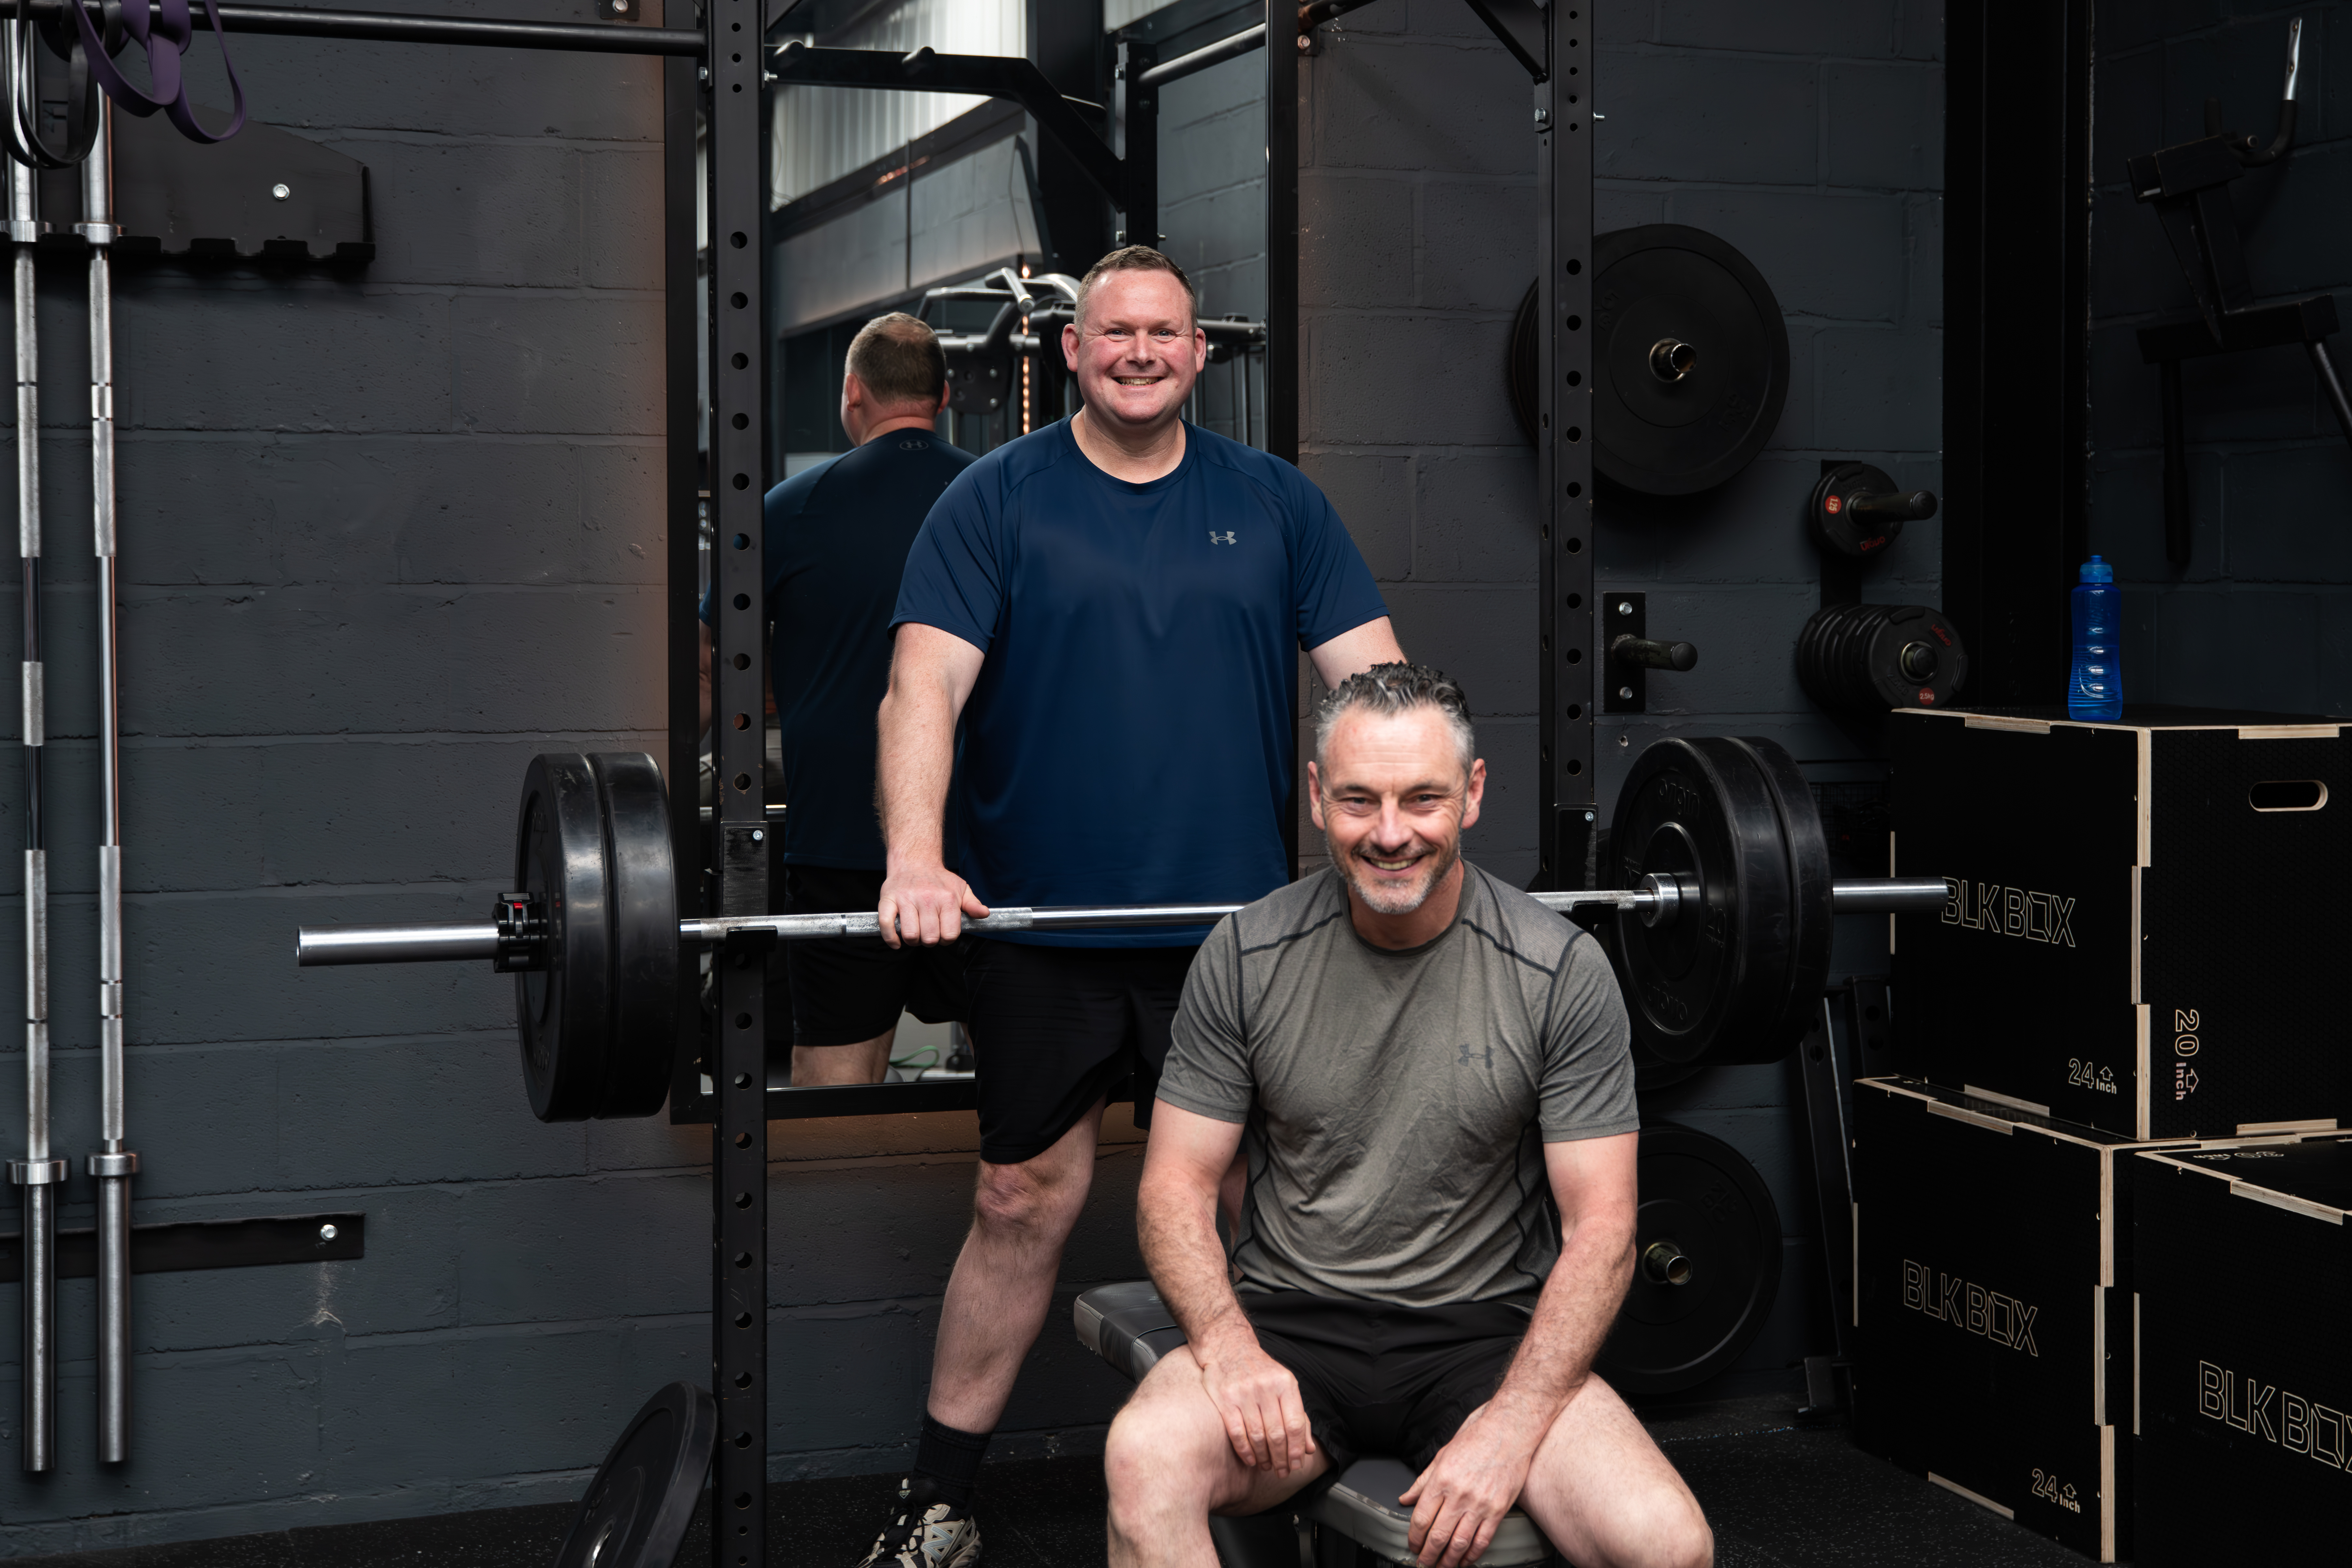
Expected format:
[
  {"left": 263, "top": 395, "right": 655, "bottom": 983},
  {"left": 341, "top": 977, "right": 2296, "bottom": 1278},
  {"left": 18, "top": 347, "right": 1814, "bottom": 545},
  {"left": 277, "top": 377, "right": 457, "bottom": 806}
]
[{"left": 1331, "top": 833, "right": 1462, "bottom": 917}]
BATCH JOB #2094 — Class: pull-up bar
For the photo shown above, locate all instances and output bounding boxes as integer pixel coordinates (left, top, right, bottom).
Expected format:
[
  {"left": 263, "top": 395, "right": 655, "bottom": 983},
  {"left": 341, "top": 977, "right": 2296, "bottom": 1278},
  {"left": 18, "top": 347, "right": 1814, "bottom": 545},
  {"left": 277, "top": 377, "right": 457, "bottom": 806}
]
[{"left": 1, "top": 0, "right": 705, "bottom": 55}]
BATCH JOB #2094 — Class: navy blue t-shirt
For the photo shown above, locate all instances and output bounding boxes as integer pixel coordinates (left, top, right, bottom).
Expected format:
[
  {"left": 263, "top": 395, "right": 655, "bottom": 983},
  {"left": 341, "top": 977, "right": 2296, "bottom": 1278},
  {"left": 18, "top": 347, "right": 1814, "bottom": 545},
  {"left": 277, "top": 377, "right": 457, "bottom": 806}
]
[
  {"left": 890, "top": 418, "right": 1386, "bottom": 946},
  {"left": 702, "top": 431, "right": 975, "bottom": 870}
]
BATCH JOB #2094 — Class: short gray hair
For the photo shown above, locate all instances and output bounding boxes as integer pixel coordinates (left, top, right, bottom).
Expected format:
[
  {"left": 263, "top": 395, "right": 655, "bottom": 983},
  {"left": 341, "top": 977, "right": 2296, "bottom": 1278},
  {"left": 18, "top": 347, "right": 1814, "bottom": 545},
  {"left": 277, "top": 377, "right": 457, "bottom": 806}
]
[{"left": 1313, "top": 662, "right": 1476, "bottom": 774}]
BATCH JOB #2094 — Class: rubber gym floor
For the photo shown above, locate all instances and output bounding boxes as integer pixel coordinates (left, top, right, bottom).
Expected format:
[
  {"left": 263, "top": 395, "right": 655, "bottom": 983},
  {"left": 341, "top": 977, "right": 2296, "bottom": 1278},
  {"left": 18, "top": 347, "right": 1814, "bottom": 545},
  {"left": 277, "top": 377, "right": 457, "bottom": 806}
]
[{"left": 5, "top": 1397, "right": 2092, "bottom": 1567}]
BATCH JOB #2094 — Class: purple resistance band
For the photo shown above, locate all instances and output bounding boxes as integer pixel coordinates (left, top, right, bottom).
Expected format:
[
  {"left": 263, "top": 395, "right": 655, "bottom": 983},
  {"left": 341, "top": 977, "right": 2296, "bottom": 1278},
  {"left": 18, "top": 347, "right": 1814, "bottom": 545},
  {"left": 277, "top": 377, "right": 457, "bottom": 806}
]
[{"left": 66, "top": 0, "right": 244, "bottom": 143}]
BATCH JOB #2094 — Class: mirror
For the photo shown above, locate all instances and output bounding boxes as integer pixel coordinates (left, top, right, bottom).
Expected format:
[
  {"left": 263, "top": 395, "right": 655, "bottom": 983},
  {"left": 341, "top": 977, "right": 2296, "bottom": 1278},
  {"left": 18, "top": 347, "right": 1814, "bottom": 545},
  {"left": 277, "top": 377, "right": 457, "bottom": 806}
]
[{"left": 684, "top": 0, "right": 1274, "bottom": 1111}]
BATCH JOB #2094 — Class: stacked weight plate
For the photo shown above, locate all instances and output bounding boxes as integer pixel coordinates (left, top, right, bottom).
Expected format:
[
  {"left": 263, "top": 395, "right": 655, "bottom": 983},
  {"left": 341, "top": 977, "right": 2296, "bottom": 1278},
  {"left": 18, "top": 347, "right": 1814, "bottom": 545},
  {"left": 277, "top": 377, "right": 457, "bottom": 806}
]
[{"left": 1795, "top": 602, "right": 1968, "bottom": 711}]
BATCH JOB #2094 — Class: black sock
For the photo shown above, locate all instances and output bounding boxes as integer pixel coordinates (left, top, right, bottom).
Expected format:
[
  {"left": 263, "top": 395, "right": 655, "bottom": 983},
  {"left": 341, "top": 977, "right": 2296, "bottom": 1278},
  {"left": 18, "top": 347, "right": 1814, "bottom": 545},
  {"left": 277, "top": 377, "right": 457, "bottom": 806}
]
[{"left": 909, "top": 1415, "right": 992, "bottom": 1508}]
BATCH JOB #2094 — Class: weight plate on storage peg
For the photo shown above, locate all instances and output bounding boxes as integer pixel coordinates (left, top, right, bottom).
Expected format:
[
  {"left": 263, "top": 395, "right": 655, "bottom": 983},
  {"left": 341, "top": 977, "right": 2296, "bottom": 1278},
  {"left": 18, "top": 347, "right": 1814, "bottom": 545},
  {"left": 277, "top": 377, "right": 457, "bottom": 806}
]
[
  {"left": 1609, "top": 737, "right": 1798, "bottom": 1066},
  {"left": 1595, "top": 1124, "right": 1783, "bottom": 1396},
  {"left": 1591, "top": 225, "right": 1790, "bottom": 496},
  {"left": 1507, "top": 279, "right": 1542, "bottom": 446},
  {"left": 552, "top": 1381, "right": 716, "bottom": 1568},
  {"left": 1805, "top": 462, "right": 1934, "bottom": 558},
  {"left": 1796, "top": 603, "right": 1969, "bottom": 712}
]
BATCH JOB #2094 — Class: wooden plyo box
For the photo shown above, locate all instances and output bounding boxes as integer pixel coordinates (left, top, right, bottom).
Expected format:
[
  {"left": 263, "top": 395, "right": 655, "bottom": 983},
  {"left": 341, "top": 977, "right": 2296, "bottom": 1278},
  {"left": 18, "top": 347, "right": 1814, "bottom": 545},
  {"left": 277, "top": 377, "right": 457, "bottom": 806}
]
[
  {"left": 1889, "top": 707, "right": 2350, "bottom": 1139},
  {"left": 1851, "top": 1077, "right": 2286, "bottom": 1561},
  {"left": 2132, "top": 1136, "right": 2352, "bottom": 1566}
]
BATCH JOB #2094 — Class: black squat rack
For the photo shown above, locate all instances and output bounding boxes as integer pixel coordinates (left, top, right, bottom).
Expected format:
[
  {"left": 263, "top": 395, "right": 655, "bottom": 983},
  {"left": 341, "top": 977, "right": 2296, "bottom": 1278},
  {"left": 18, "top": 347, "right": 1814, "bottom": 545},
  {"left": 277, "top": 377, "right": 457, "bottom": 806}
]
[{"left": 7, "top": 4, "right": 1602, "bottom": 1565}]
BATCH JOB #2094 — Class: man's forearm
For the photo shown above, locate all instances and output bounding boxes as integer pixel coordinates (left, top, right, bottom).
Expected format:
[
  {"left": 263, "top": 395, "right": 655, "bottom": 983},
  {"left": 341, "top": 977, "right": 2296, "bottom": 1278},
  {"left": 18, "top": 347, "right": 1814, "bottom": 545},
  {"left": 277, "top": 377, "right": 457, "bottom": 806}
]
[
  {"left": 1138, "top": 1167, "right": 1257, "bottom": 1362},
  {"left": 875, "top": 678, "right": 954, "bottom": 867},
  {"left": 1488, "top": 1216, "right": 1636, "bottom": 1423}
]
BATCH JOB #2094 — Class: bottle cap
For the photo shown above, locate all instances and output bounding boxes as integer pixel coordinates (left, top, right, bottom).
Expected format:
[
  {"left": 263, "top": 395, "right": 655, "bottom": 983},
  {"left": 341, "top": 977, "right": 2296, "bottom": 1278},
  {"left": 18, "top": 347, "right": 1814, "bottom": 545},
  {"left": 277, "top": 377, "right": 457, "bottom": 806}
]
[{"left": 2079, "top": 555, "right": 2114, "bottom": 583}]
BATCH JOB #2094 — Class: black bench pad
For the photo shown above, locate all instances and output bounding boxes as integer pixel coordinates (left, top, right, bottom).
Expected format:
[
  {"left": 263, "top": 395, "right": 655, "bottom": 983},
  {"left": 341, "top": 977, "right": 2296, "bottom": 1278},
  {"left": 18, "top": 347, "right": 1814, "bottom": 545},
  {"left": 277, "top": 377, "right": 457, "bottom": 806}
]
[{"left": 1073, "top": 1282, "right": 1553, "bottom": 1565}]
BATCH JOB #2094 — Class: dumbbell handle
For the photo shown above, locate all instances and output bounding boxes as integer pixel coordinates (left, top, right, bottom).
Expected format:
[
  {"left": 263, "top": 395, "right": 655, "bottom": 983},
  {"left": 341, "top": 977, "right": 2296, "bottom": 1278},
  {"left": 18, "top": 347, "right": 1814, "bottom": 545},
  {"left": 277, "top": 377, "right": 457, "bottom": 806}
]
[{"left": 293, "top": 878, "right": 1950, "bottom": 966}]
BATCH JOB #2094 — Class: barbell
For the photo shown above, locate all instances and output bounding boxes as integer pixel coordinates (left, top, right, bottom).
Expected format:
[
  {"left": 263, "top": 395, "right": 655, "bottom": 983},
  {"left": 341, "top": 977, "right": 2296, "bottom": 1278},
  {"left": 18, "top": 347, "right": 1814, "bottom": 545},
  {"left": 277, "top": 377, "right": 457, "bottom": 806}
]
[{"left": 292, "top": 740, "right": 1945, "bottom": 1120}]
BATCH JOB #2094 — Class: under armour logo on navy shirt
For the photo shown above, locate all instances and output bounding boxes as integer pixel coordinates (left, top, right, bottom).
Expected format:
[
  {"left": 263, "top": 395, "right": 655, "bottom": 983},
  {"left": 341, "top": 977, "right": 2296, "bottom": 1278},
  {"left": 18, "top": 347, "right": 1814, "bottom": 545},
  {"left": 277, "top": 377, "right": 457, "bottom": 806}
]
[{"left": 1209, "top": 530, "right": 1237, "bottom": 545}]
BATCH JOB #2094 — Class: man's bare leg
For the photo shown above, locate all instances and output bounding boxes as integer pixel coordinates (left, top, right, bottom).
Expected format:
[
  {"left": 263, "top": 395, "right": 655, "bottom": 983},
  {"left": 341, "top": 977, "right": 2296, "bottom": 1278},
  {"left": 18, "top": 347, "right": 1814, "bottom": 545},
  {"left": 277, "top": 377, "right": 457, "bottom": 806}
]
[
  {"left": 926, "top": 1097, "right": 1108, "bottom": 1430},
  {"left": 792, "top": 1028, "right": 895, "bottom": 1086},
  {"left": 1514, "top": 1374, "right": 1712, "bottom": 1568},
  {"left": 1105, "top": 1345, "right": 1329, "bottom": 1568}
]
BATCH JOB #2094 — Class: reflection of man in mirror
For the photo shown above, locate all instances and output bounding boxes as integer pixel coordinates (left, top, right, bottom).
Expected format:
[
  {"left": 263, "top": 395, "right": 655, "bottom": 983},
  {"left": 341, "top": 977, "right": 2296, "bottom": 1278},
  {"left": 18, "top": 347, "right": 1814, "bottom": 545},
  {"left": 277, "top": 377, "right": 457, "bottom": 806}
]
[
  {"left": 856, "top": 247, "right": 1407, "bottom": 1568},
  {"left": 1109, "top": 665, "right": 1708, "bottom": 1568},
  {"left": 698, "top": 311, "right": 974, "bottom": 1088}
]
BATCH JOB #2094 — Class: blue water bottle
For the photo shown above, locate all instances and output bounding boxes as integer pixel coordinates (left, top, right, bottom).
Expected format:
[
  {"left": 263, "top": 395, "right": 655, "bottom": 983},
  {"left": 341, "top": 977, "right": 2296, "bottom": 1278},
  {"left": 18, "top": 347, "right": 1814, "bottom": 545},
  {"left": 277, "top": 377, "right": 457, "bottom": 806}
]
[{"left": 2068, "top": 555, "right": 2122, "bottom": 720}]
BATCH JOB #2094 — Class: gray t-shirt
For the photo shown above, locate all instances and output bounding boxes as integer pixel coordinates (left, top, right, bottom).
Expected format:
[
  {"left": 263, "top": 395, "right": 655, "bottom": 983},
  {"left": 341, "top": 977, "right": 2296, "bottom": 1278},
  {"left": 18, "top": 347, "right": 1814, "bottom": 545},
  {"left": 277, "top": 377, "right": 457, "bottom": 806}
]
[{"left": 1159, "top": 863, "right": 1637, "bottom": 1309}]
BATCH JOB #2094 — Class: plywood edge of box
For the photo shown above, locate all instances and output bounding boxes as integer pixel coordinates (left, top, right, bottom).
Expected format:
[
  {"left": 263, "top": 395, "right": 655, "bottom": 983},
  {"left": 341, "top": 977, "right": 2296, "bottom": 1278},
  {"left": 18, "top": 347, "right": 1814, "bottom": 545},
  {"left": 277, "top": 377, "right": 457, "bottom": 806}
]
[
  {"left": 1860, "top": 1076, "right": 2126, "bottom": 1151},
  {"left": 2228, "top": 1181, "right": 2347, "bottom": 1225},
  {"left": 2133, "top": 1148, "right": 2232, "bottom": 1184},
  {"left": 2235, "top": 724, "right": 2342, "bottom": 739},
  {"left": 1928, "top": 1101, "right": 2015, "bottom": 1136},
  {"left": 1927, "top": 1471, "right": 2015, "bottom": 1519},
  {"left": 2126, "top": 1145, "right": 2345, "bottom": 1221}
]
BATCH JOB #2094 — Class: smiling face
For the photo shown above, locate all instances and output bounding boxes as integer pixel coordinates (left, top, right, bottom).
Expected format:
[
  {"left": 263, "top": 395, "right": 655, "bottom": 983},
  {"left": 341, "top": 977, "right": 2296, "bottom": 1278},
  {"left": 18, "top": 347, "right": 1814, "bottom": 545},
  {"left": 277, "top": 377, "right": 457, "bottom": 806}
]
[
  {"left": 1310, "top": 705, "right": 1486, "bottom": 920},
  {"left": 1061, "top": 268, "right": 1207, "bottom": 435}
]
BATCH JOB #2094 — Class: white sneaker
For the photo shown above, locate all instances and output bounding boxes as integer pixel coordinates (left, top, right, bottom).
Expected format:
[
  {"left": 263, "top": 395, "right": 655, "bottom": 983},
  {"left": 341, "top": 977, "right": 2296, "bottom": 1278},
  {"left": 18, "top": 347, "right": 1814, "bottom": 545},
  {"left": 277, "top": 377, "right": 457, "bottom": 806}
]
[{"left": 852, "top": 1481, "right": 982, "bottom": 1568}]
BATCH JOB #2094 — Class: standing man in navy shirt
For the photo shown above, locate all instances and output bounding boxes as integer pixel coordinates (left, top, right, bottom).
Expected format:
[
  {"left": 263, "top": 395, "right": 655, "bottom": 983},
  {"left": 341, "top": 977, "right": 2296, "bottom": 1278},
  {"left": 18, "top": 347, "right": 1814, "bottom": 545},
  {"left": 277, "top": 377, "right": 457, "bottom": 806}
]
[
  {"left": 854, "top": 248, "right": 1404, "bottom": 1568},
  {"left": 698, "top": 312, "right": 973, "bottom": 1086}
]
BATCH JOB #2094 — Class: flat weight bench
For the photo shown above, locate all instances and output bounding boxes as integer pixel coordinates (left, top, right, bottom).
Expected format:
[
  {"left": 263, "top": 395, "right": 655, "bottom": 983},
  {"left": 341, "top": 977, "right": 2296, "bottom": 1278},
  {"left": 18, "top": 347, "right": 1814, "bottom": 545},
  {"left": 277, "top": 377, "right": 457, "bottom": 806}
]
[{"left": 1075, "top": 1282, "right": 1556, "bottom": 1568}]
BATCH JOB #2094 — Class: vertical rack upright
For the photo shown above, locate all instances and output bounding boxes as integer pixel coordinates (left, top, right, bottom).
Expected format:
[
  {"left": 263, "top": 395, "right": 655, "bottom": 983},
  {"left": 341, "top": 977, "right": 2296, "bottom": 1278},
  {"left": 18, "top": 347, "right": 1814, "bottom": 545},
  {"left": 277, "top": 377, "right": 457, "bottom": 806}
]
[
  {"left": 1536, "top": 3, "right": 1596, "bottom": 888},
  {"left": 707, "top": 0, "right": 772, "bottom": 1557}
]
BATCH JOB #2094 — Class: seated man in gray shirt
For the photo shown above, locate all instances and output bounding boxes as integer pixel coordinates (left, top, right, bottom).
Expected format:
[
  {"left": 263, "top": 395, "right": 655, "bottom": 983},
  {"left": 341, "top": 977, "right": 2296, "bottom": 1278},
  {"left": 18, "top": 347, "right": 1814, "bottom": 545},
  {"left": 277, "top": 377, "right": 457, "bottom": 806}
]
[{"left": 1107, "top": 665, "right": 1712, "bottom": 1568}]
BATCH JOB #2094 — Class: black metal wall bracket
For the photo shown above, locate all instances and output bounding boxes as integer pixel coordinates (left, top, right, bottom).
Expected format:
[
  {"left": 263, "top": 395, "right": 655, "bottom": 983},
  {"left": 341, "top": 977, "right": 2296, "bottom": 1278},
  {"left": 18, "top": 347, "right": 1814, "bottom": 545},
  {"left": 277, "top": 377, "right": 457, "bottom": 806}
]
[
  {"left": 30, "top": 106, "right": 372, "bottom": 264},
  {"left": 0, "top": 1212, "right": 364, "bottom": 1282},
  {"left": 1599, "top": 593, "right": 1698, "bottom": 715}
]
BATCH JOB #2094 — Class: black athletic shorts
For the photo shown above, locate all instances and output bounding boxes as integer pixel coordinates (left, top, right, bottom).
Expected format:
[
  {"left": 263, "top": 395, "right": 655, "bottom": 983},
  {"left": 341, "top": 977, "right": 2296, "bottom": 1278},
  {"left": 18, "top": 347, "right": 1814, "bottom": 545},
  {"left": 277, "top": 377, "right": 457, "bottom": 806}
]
[
  {"left": 963, "top": 938, "right": 1196, "bottom": 1165},
  {"left": 782, "top": 865, "right": 969, "bottom": 1048},
  {"left": 1239, "top": 1291, "right": 1530, "bottom": 1488}
]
